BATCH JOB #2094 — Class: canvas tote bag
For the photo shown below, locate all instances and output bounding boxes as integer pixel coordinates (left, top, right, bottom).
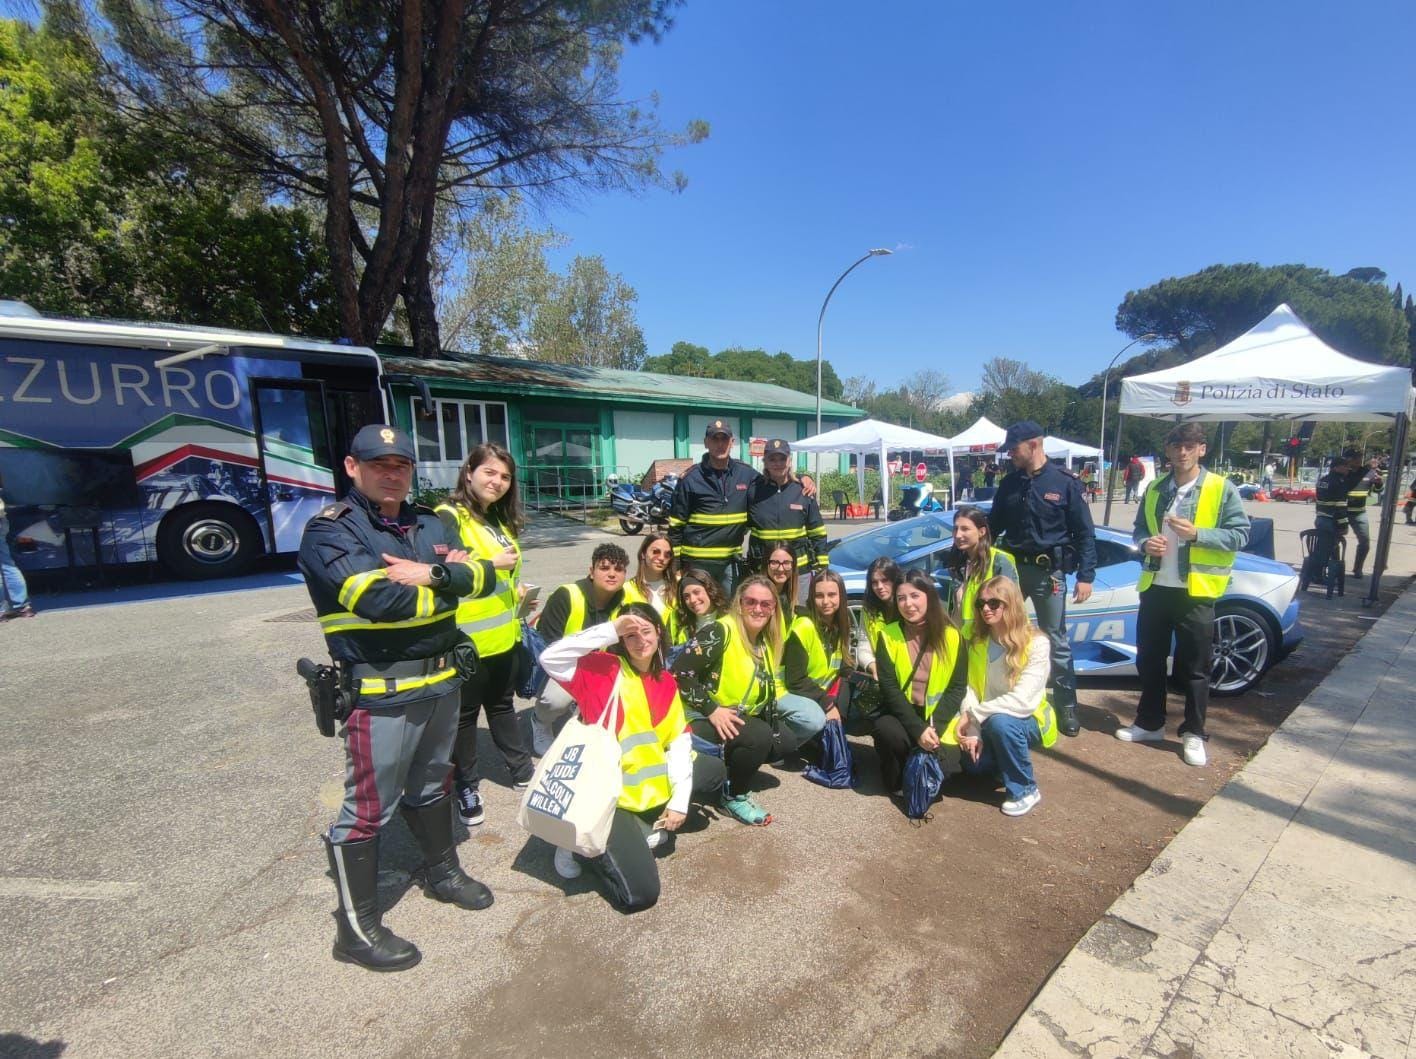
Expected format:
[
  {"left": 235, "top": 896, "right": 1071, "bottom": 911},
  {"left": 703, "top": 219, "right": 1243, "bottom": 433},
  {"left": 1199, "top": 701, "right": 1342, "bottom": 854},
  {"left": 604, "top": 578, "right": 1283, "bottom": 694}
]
[{"left": 517, "top": 672, "right": 625, "bottom": 857}]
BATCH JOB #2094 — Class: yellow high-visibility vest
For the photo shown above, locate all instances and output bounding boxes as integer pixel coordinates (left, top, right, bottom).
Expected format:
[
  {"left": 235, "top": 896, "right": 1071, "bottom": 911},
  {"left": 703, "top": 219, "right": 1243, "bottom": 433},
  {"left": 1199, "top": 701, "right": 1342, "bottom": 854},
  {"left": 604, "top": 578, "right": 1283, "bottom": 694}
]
[
  {"left": 787, "top": 614, "right": 843, "bottom": 692},
  {"left": 958, "top": 546, "right": 1014, "bottom": 640},
  {"left": 612, "top": 659, "right": 682, "bottom": 813},
  {"left": 705, "top": 616, "right": 776, "bottom": 715},
  {"left": 434, "top": 503, "right": 521, "bottom": 656},
  {"left": 877, "top": 621, "right": 961, "bottom": 722},
  {"left": 942, "top": 639, "right": 1057, "bottom": 748},
  {"left": 1137, "top": 472, "right": 1235, "bottom": 599}
]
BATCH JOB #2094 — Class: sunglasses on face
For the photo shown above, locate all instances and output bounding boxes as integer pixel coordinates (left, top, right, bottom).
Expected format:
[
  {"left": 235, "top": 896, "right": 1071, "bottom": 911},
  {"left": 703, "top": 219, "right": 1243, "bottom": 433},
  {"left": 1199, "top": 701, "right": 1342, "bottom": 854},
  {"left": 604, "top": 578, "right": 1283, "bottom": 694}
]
[
  {"left": 742, "top": 598, "right": 776, "bottom": 611},
  {"left": 977, "top": 597, "right": 1005, "bottom": 611}
]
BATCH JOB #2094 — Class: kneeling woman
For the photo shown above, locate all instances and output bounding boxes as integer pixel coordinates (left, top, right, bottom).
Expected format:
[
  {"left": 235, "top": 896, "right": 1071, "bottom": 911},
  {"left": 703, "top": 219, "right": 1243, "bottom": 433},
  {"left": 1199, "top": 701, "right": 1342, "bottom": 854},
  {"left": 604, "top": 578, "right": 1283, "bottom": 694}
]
[
  {"left": 672, "top": 577, "right": 826, "bottom": 825},
  {"left": 537, "top": 604, "right": 725, "bottom": 911},
  {"left": 871, "top": 569, "right": 968, "bottom": 798},
  {"left": 784, "top": 570, "right": 872, "bottom": 730},
  {"left": 954, "top": 576, "right": 1057, "bottom": 817}
]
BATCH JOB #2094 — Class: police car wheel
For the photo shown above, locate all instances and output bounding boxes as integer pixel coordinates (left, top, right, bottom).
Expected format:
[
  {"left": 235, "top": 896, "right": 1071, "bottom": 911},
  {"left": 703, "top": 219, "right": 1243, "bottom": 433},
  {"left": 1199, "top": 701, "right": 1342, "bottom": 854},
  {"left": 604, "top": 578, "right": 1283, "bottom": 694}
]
[
  {"left": 1209, "top": 603, "right": 1276, "bottom": 697},
  {"left": 158, "top": 502, "right": 262, "bottom": 580}
]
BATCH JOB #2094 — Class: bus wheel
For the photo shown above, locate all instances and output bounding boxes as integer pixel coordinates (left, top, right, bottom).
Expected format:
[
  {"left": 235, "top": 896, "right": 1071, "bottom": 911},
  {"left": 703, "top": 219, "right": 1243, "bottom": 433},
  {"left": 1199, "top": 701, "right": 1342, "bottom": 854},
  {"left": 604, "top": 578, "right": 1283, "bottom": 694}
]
[{"left": 158, "top": 503, "right": 262, "bottom": 579}]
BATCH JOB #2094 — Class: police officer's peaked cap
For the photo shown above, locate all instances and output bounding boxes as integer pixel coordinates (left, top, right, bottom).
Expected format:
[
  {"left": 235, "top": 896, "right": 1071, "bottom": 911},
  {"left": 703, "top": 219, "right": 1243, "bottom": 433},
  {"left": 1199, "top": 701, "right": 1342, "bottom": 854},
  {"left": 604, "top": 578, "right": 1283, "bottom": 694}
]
[
  {"left": 350, "top": 424, "right": 416, "bottom": 462},
  {"left": 1340, "top": 448, "right": 1363, "bottom": 462},
  {"left": 1001, "top": 420, "right": 1045, "bottom": 449},
  {"left": 765, "top": 438, "right": 791, "bottom": 456},
  {"left": 704, "top": 418, "right": 734, "bottom": 438}
]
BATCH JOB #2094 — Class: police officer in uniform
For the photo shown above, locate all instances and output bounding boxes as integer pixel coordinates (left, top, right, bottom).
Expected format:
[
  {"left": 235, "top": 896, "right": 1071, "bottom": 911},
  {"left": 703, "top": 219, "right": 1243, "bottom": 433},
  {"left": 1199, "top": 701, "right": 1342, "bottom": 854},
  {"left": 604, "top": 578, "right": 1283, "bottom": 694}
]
[
  {"left": 1346, "top": 455, "right": 1382, "bottom": 579},
  {"left": 1304, "top": 451, "right": 1357, "bottom": 589},
  {"left": 989, "top": 420, "right": 1097, "bottom": 737},
  {"left": 298, "top": 425, "right": 499, "bottom": 972},
  {"left": 747, "top": 438, "right": 829, "bottom": 579}
]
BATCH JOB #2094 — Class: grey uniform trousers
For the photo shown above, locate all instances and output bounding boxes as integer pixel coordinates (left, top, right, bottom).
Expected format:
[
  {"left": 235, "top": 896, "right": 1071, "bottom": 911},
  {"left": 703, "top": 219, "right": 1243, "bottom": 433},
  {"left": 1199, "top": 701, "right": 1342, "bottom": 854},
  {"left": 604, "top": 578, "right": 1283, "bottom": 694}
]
[{"left": 1017, "top": 561, "right": 1077, "bottom": 709}]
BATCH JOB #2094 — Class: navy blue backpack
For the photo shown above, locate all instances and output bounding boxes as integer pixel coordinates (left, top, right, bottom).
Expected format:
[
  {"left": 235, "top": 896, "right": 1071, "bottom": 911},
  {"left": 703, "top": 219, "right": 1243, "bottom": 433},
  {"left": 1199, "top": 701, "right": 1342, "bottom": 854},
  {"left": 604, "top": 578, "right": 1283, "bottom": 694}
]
[
  {"left": 514, "top": 619, "right": 550, "bottom": 699},
  {"left": 903, "top": 749, "right": 944, "bottom": 820},
  {"left": 803, "top": 719, "right": 855, "bottom": 789}
]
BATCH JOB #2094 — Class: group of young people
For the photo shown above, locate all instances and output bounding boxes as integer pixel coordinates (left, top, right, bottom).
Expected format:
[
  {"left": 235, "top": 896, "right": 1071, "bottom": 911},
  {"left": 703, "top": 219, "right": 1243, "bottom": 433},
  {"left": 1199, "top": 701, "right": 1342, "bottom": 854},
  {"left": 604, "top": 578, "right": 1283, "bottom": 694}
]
[{"left": 428, "top": 439, "right": 1060, "bottom": 915}]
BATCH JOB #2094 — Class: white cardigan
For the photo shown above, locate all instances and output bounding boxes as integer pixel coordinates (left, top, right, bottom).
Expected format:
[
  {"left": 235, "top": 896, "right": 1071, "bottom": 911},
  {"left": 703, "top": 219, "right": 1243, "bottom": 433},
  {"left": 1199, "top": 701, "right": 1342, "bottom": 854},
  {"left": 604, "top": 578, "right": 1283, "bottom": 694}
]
[{"left": 960, "top": 633, "right": 1052, "bottom": 723}]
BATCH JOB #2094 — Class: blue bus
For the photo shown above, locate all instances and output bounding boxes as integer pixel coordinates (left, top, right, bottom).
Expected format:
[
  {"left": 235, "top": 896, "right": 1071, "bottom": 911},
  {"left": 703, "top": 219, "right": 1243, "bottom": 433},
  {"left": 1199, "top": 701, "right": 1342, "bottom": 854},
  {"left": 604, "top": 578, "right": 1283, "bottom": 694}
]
[{"left": 0, "top": 305, "right": 388, "bottom": 578}]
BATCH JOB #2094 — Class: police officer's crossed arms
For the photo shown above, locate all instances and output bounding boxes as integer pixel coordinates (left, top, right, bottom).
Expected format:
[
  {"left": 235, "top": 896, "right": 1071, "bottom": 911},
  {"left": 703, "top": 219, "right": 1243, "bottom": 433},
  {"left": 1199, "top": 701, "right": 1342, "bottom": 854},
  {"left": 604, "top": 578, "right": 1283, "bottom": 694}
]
[
  {"left": 989, "top": 420, "right": 1098, "bottom": 738},
  {"left": 297, "top": 425, "right": 514, "bottom": 973}
]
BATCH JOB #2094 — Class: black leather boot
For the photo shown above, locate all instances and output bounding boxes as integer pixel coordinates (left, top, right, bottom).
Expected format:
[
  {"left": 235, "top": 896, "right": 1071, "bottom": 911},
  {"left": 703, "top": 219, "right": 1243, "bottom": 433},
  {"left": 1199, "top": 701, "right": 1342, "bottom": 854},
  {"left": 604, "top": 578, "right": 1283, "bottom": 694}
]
[
  {"left": 401, "top": 796, "right": 494, "bottom": 911},
  {"left": 324, "top": 837, "right": 421, "bottom": 972}
]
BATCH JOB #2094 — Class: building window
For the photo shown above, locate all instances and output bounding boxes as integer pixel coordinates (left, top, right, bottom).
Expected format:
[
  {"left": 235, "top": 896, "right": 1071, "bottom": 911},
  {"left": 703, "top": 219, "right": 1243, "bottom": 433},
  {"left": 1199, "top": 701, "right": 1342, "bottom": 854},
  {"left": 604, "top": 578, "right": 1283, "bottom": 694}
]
[{"left": 412, "top": 397, "right": 509, "bottom": 464}]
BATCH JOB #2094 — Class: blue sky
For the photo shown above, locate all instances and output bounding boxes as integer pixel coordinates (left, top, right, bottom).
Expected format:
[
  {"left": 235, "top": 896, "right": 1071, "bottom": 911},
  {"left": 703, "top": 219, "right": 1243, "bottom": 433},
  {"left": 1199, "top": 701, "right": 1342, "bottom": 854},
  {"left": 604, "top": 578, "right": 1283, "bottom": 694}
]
[{"left": 538, "top": 0, "right": 1416, "bottom": 394}]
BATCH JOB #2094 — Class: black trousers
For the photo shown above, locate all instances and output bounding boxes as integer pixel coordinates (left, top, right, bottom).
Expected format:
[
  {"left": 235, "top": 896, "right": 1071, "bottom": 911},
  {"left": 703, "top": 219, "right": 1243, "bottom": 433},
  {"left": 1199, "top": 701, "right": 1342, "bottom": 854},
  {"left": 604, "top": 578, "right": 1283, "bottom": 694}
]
[
  {"left": 1305, "top": 515, "right": 1345, "bottom": 583},
  {"left": 689, "top": 714, "right": 775, "bottom": 794},
  {"left": 870, "top": 714, "right": 916, "bottom": 794},
  {"left": 1135, "top": 586, "right": 1213, "bottom": 739},
  {"left": 588, "top": 754, "right": 726, "bottom": 912},
  {"left": 451, "top": 648, "right": 533, "bottom": 788}
]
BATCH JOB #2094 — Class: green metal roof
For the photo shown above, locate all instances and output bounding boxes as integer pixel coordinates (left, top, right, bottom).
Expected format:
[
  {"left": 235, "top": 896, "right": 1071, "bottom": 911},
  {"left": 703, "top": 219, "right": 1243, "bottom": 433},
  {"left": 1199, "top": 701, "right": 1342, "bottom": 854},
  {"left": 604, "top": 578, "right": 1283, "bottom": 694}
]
[{"left": 377, "top": 350, "right": 864, "bottom": 418}]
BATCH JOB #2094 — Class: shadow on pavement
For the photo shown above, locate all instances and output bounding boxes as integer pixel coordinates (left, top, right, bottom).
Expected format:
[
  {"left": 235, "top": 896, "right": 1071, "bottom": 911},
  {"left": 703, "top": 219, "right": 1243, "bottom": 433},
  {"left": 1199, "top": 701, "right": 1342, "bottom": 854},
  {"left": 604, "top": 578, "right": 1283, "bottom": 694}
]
[{"left": 27, "top": 556, "right": 305, "bottom": 613}]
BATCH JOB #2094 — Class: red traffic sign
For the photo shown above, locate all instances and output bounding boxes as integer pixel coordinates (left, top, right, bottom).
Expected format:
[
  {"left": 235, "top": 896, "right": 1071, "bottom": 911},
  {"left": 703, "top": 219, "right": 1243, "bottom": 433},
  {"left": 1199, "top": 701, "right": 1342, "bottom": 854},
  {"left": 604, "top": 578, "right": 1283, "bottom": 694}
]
[
  {"left": 749, "top": 437, "right": 766, "bottom": 457},
  {"left": 915, "top": 462, "right": 928, "bottom": 482}
]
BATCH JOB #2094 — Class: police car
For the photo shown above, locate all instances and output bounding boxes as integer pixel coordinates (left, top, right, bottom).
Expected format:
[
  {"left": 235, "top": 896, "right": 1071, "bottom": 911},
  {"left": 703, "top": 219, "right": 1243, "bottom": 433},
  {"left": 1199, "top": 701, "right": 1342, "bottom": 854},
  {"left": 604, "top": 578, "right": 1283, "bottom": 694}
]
[{"left": 829, "top": 510, "right": 1303, "bottom": 696}]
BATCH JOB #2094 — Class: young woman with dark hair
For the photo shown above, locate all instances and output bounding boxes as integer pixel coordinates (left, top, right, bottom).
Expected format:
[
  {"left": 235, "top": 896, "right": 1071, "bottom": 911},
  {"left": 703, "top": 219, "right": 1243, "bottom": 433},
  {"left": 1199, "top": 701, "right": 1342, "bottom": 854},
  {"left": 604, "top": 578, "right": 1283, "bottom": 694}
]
[
  {"left": 947, "top": 505, "right": 1018, "bottom": 639},
  {"left": 862, "top": 557, "right": 903, "bottom": 657},
  {"left": 622, "top": 533, "right": 676, "bottom": 616},
  {"left": 536, "top": 602, "right": 725, "bottom": 909},
  {"left": 761, "top": 543, "right": 799, "bottom": 634},
  {"left": 783, "top": 570, "right": 860, "bottom": 728},
  {"left": 871, "top": 569, "right": 967, "bottom": 802},
  {"left": 435, "top": 443, "right": 531, "bottom": 827},
  {"left": 666, "top": 567, "right": 728, "bottom": 646}
]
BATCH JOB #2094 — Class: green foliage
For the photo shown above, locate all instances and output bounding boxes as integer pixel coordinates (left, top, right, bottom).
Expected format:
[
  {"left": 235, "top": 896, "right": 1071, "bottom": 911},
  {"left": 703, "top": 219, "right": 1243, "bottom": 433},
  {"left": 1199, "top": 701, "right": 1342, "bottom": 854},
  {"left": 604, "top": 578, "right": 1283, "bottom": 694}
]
[
  {"left": 974, "top": 357, "right": 1071, "bottom": 432},
  {"left": 0, "top": 18, "right": 336, "bottom": 333},
  {"left": 1116, "top": 263, "right": 1409, "bottom": 364},
  {"left": 642, "top": 343, "right": 843, "bottom": 398},
  {"left": 819, "top": 468, "right": 953, "bottom": 509},
  {"left": 531, "top": 255, "right": 647, "bottom": 369}
]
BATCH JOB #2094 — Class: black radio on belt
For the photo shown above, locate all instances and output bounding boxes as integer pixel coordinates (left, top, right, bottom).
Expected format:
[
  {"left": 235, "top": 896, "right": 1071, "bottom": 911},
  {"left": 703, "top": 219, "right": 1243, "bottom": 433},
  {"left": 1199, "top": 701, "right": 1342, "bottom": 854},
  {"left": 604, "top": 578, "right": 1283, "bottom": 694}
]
[{"left": 296, "top": 658, "right": 357, "bottom": 738}]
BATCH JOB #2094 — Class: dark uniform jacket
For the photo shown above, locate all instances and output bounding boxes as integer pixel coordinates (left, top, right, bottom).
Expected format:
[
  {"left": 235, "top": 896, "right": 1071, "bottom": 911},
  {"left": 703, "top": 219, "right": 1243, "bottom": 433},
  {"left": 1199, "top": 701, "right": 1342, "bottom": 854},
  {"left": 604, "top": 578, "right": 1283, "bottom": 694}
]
[
  {"left": 991, "top": 462, "right": 1098, "bottom": 583},
  {"left": 747, "top": 476, "right": 828, "bottom": 571},
  {"left": 1315, "top": 471, "right": 1352, "bottom": 526},
  {"left": 668, "top": 454, "right": 760, "bottom": 567},
  {"left": 298, "top": 488, "right": 496, "bottom": 709}
]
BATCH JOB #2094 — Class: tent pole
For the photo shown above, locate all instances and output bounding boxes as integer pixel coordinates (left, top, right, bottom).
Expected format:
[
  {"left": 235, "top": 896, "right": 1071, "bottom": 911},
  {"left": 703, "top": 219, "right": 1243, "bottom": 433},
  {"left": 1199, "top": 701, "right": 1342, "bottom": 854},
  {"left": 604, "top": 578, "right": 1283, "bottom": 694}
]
[
  {"left": 857, "top": 451, "right": 866, "bottom": 517},
  {"left": 1103, "top": 413, "right": 1125, "bottom": 527},
  {"left": 881, "top": 440, "right": 890, "bottom": 520},
  {"left": 947, "top": 446, "right": 956, "bottom": 508},
  {"left": 1363, "top": 411, "right": 1408, "bottom": 606}
]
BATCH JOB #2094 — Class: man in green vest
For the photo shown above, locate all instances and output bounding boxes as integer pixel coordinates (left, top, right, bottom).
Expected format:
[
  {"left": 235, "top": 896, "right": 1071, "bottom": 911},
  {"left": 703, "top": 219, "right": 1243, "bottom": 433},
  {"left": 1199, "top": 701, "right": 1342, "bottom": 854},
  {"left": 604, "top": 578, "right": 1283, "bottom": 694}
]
[{"left": 1117, "top": 423, "right": 1249, "bottom": 767}]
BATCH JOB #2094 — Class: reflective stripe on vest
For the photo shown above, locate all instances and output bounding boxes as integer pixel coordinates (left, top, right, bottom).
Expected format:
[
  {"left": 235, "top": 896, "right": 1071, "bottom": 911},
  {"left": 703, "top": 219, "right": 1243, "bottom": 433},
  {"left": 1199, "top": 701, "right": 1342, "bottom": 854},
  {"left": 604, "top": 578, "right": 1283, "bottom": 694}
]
[
  {"left": 434, "top": 504, "right": 521, "bottom": 656},
  {"left": 787, "top": 614, "right": 842, "bottom": 692},
  {"left": 1137, "top": 472, "right": 1236, "bottom": 599},
  {"left": 877, "top": 621, "right": 960, "bottom": 722},
  {"left": 558, "top": 582, "right": 626, "bottom": 637},
  {"left": 958, "top": 546, "right": 1012, "bottom": 640},
  {"left": 708, "top": 616, "right": 776, "bottom": 714},
  {"left": 943, "top": 640, "right": 1056, "bottom": 749},
  {"left": 612, "top": 660, "right": 681, "bottom": 812}
]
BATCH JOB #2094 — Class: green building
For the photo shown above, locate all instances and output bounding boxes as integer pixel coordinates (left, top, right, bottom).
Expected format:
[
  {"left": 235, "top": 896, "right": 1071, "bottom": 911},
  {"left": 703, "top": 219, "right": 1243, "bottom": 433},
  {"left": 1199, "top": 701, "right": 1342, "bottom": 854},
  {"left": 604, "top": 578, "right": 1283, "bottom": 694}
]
[{"left": 379, "top": 351, "right": 864, "bottom": 502}]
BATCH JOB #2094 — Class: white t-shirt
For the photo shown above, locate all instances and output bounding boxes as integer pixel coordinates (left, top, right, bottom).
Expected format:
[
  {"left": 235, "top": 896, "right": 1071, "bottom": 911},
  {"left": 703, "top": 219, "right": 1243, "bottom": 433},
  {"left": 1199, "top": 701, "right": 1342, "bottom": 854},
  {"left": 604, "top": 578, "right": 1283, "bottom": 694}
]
[
  {"left": 641, "top": 578, "right": 668, "bottom": 615},
  {"left": 1155, "top": 478, "right": 1198, "bottom": 588}
]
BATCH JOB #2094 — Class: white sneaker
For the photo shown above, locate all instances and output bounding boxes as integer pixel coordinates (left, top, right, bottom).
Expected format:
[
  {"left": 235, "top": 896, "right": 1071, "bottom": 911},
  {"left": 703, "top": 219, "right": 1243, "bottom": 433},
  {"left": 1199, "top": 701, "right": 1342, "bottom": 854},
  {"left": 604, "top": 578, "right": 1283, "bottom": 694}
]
[
  {"left": 530, "top": 713, "right": 554, "bottom": 757},
  {"left": 1115, "top": 724, "right": 1164, "bottom": 743},
  {"left": 1001, "top": 788, "right": 1041, "bottom": 817},
  {"left": 645, "top": 827, "right": 666, "bottom": 850},
  {"left": 1182, "top": 734, "right": 1208, "bottom": 767},
  {"left": 553, "top": 847, "right": 581, "bottom": 879}
]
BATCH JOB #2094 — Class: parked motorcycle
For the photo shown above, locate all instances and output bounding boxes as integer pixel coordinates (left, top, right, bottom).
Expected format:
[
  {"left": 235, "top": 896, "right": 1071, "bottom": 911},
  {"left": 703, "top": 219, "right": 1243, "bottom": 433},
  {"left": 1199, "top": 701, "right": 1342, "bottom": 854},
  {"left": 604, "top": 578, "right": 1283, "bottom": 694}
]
[
  {"left": 608, "top": 474, "right": 678, "bottom": 535},
  {"left": 887, "top": 481, "right": 947, "bottom": 522}
]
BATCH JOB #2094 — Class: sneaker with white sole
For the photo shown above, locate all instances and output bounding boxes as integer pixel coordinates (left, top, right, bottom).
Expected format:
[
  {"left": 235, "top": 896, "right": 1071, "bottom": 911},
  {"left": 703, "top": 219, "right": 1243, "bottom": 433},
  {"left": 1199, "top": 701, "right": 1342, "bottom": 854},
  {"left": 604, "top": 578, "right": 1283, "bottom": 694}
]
[
  {"left": 1182, "top": 734, "right": 1208, "bottom": 767},
  {"left": 645, "top": 827, "right": 667, "bottom": 850},
  {"left": 553, "top": 847, "right": 581, "bottom": 879},
  {"left": 456, "top": 783, "right": 484, "bottom": 827},
  {"left": 1001, "top": 788, "right": 1042, "bottom": 817},
  {"left": 530, "top": 713, "right": 555, "bottom": 757},
  {"left": 1115, "top": 724, "right": 1164, "bottom": 743}
]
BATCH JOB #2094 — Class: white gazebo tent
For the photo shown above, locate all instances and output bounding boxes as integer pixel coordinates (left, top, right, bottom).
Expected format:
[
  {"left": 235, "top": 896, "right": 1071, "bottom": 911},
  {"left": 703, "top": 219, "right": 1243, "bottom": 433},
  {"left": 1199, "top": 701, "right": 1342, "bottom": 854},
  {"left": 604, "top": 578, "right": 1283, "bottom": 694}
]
[
  {"left": 1043, "top": 436, "right": 1102, "bottom": 463},
  {"left": 938, "top": 416, "right": 1008, "bottom": 494},
  {"left": 1116, "top": 303, "right": 1414, "bottom": 602},
  {"left": 793, "top": 418, "right": 956, "bottom": 515}
]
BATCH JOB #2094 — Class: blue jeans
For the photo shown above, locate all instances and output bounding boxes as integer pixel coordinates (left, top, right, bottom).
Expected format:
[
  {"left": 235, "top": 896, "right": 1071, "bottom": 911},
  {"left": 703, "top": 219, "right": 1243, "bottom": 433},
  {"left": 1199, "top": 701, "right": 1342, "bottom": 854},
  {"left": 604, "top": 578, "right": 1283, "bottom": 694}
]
[
  {"left": 961, "top": 713, "right": 1041, "bottom": 800},
  {"left": 773, "top": 692, "right": 826, "bottom": 752},
  {"left": 0, "top": 518, "right": 29, "bottom": 610}
]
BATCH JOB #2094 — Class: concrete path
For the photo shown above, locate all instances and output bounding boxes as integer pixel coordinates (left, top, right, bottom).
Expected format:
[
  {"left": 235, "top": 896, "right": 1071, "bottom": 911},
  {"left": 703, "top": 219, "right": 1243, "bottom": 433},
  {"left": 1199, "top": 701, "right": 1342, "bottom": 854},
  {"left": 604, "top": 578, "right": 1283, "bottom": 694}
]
[{"left": 997, "top": 583, "right": 1416, "bottom": 1058}]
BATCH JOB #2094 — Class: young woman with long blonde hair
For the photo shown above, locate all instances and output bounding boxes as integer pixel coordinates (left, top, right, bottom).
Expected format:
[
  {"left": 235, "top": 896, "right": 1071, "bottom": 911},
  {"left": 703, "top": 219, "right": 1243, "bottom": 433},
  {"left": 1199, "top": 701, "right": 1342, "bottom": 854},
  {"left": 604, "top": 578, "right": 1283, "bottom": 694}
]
[{"left": 954, "top": 575, "right": 1058, "bottom": 817}]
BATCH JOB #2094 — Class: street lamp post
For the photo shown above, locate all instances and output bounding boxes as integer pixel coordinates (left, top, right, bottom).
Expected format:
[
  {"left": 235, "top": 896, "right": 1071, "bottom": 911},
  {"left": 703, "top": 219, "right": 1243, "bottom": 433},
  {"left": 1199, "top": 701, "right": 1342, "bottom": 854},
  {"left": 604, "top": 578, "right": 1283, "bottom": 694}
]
[
  {"left": 1099, "top": 332, "right": 1158, "bottom": 525},
  {"left": 816, "top": 248, "right": 893, "bottom": 475}
]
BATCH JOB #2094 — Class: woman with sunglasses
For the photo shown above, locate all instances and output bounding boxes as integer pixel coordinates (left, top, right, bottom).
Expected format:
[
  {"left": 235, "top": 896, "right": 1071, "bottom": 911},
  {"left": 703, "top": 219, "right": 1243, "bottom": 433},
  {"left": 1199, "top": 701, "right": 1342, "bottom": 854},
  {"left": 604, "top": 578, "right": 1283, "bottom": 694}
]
[
  {"left": 861, "top": 557, "right": 903, "bottom": 663},
  {"left": 672, "top": 576, "right": 824, "bottom": 825},
  {"left": 622, "top": 532, "right": 676, "bottom": 616},
  {"left": 946, "top": 506, "right": 1017, "bottom": 639},
  {"left": 953, "top": 576, "right": 1058, "bottom": 817},
  {"left": 537, "top": 603, "right": 725, "bottom": 910},
  {"left": 871, "top": 569, "right": 968, "bottom": 801},
  {"left": 665, "top": 567, "right": 728, "bottom": 647},
  {"left": 435, "top": 443, "right": 533, "bottom": 827}
]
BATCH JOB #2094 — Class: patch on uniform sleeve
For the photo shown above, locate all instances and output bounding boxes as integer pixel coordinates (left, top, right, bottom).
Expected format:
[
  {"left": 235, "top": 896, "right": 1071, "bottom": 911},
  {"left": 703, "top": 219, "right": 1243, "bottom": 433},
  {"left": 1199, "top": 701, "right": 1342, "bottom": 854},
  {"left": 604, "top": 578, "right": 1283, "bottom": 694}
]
[
  {"left": 789, "top": 503, "right": 804, "bottom": 511},
  {"left": 736, "top": 484, "right": 748, "bottom": 490},
  {"left": 315, "top": 501, "right": 353, "bottom": 520},
  {"left": 1044, "top": 491, "right": 1062, "bottom": 503}
]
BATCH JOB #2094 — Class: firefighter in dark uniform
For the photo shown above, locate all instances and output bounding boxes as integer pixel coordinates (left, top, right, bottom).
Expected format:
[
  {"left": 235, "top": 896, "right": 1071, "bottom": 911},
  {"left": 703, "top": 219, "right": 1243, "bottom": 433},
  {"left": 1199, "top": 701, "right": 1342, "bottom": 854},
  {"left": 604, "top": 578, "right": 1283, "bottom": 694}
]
[
  {"left": 667, "top": 418, "right": 759, "bottom": 594},
  {"left": 989, "top": 420, "right": 1097, "bottom": 737},
  {"left": 1346, "top": 455, "right": 1382, "bottom": 579},
  {"left": 747, "top": 438, "right": 829, "bottom": 579},
  {"left": 298, "top": 425, "right": 502, "bottom": 973},
  {"left": 1304, "top": 450, "right": 1358, "bottom": 588}
]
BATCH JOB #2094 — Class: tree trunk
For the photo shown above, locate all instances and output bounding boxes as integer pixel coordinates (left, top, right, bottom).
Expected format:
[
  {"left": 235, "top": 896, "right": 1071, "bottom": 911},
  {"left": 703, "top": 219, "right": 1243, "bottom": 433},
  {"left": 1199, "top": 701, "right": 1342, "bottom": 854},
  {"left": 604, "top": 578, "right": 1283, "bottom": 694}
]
[{"left": 403, "top": 253, "right": 443, "bottom": 358}]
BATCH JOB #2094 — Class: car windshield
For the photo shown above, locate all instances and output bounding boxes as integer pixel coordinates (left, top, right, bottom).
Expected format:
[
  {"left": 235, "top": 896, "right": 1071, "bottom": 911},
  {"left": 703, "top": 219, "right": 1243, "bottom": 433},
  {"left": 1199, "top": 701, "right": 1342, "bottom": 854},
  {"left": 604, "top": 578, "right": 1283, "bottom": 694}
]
[{"left": 830, "top": 514, "right": 953, "bottom": 570}]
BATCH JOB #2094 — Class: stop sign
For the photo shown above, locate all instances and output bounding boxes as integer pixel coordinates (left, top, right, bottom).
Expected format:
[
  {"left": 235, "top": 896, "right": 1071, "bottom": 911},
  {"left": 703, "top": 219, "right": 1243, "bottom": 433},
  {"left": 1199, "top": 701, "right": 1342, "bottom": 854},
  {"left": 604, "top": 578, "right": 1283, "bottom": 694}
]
[{"left": 915, "top": 462, "right": 927, "bottom": 482}]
